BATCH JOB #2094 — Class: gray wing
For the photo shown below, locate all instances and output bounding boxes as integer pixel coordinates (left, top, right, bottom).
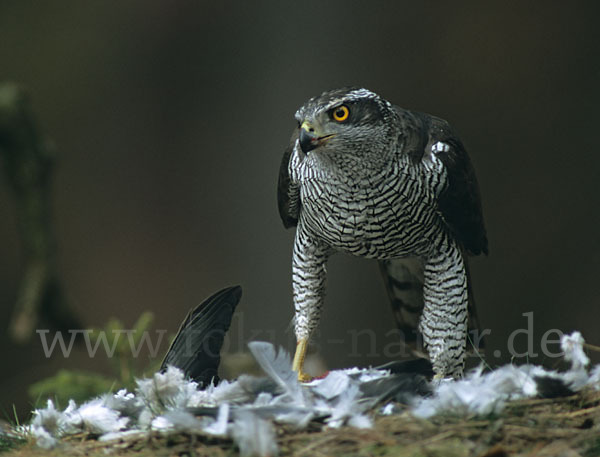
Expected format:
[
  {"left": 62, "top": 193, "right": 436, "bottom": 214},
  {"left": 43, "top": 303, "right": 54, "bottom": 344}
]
[
  {"left": 277, "top": 129, "right": 300, "bottom": 228},
  {"left": 426, "top": 115, "right": 489, "bottom": 256},
  {"left": 394, "top": 107, "right": 488, "bottom": 255}
]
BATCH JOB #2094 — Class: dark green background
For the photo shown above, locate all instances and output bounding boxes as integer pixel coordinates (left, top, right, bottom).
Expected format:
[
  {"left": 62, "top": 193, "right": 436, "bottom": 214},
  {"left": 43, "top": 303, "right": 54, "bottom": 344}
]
[{"left": 1, "top": 1, "right": 599, "bottom": 417}]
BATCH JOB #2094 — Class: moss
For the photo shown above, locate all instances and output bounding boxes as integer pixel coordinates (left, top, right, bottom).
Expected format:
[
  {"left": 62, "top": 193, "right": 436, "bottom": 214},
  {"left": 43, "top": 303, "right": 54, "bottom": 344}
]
[
  {"left": 28, "top": 370, "right": 117, "bottom": 408},
  {"left": 28, "top": 311, "right": 163, "bottom": 407}
]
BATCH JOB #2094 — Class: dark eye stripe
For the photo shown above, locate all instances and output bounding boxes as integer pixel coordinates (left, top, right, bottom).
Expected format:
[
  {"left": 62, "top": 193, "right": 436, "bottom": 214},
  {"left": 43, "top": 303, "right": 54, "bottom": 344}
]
[{"left": 325, "top": 99, "right": 384, "bottom": 126}]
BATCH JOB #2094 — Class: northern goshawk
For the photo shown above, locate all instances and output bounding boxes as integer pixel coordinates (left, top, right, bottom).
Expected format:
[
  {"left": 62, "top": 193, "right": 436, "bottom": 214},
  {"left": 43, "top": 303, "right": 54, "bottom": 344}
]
[{"left": 277, "top": 87, "right": 487, "bottom": 380}]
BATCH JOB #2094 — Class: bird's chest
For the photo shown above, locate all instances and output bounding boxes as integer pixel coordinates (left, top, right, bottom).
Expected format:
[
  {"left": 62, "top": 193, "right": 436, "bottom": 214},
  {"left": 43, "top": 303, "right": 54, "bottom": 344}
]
[
  {"left": 299, "top": 174, "right": 419, "bottom": 256},
  {"left": 302, "top": 182, "right": 373, "bottom": 229}
]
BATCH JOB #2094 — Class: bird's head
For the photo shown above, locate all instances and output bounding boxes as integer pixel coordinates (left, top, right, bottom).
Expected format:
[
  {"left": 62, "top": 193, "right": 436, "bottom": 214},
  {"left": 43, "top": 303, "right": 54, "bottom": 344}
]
[{"left": 294, "top": 87, "right": 399, "bottom": 171}]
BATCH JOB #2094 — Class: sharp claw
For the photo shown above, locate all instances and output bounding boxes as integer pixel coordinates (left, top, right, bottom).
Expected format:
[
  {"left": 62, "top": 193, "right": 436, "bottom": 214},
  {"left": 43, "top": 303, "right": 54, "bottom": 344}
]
[{"left": 297, "top": 371, "right": 312, "bottom": 383}]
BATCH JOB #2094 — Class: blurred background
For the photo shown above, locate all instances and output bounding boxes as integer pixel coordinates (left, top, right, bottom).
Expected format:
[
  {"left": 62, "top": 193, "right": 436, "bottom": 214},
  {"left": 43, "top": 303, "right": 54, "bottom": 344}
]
[{"left": 1, "top": 1, "right": 599, "bottom": 418}]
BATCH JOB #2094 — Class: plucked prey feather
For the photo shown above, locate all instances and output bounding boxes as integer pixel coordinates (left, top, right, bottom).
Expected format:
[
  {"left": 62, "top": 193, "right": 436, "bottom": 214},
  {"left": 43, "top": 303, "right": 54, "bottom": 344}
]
[{"left": 161, "top": 285, "right": 241, "bottom": 386}]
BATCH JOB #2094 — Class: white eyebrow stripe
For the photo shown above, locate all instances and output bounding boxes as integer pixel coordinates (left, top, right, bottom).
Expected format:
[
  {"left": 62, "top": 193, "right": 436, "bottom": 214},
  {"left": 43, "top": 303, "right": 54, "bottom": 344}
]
[
  {"left": 321, "top": 89, "right": 377, "bottom": 112},
  {"left": 322, "top": 99, "right": 345, "bottom": 111},
  {"left": 346, "top": 88, "right": 377, "bottom": 100}
]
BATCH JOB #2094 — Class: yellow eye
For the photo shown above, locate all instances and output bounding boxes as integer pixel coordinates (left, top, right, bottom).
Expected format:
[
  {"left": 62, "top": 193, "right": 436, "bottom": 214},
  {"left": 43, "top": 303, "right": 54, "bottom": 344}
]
[{"left": 332, "top": 105, "right": 349, "bottom": 122}]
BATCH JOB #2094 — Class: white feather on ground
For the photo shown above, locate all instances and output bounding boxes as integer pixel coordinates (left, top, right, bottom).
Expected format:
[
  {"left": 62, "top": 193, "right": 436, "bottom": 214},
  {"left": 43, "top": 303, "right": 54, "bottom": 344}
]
[
  {"left": 322, "top": 383, "right": 371, "bottom": 429},
  {"left": 231, "top": 410, "right": 279, "bottom": 457},
  {"left": 311, "top": 370, "right": 351, "bottom": 400},
  {"left": 64, "top": 398, "right": 129, "bottom": 434},
  {"left": 23, "top": 332, "right": 600, "bottom": 453},
  {"left": 247, "top": 341, "right": 305, "bottom": 405},
  {"left": 203, "top": 403, "right": 229, "bottom": 436},
  {"left": 412, "top": 332, "right": 598, "bottom": 418},
  {"left": 30, "top": 400, "right": 63, "bottom": 449}
]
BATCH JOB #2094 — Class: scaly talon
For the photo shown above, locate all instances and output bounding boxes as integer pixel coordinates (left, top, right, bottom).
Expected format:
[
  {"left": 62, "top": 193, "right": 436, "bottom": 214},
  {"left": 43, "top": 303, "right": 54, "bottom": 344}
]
[
  {"left": 297, "top": 371, "right": 312, "bottom": 383},
  {"left": 292, "top": 337, "right": 312, "bottom": 382}
]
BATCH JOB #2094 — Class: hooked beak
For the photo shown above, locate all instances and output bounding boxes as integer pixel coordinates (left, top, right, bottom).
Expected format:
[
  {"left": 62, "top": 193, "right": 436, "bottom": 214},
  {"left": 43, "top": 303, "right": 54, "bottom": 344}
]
[{"left": 299, "top": 121, "right": 334, "bottom": 154}]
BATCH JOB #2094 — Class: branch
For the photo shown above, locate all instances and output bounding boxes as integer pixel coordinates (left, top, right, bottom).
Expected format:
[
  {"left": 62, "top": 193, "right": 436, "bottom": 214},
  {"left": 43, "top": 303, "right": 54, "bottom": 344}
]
[{"left": 0, "top": 83, "right": 81, "bottom": 342}]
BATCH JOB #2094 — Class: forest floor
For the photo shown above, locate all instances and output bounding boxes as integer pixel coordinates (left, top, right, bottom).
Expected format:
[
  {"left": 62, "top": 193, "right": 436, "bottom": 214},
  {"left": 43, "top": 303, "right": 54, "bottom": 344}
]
[{"left": 3, "top": 388, "right": 600, "bottom": 457}]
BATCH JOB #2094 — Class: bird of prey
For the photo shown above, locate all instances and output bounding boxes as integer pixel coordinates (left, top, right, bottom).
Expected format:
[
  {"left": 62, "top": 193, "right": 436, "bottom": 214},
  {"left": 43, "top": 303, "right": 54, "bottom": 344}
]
[{"left": 277, "top": 87, "right": 487, "bottom": 380}]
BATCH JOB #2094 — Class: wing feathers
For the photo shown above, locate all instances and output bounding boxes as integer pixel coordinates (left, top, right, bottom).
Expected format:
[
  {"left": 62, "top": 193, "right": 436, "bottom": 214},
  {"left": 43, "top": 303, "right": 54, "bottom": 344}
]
[
  {"left": 277, "top": 129, "right": 300, "bottom": 228},
  {"left": 160, "top": 286, "right": 242, "bottom": 386}
]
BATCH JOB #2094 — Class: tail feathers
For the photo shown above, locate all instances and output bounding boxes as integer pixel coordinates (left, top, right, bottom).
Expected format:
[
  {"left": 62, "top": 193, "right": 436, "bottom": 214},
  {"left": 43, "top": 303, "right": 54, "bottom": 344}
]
[
  {"left": 161, "top": 285, "right": 242, "bottom": 387},
  {"left": 379, "top": 256, "right": 484, "bottom": 358},
  {"left": 463, "top": 253, "right": 485, "bottom": 354},
  {"left": 379, "top": 258, "right": 427, "bottom": 358}
]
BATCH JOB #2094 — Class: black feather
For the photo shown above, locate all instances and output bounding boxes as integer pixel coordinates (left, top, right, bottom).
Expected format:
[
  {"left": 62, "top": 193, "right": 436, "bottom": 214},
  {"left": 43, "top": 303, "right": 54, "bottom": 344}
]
[
  {"left": 358, "top": 358, "right": 433, "bottom": 406},
  {"left": 374, "top": 358, "right": 434, "bottom": 378},
  {"left": 277, "top": 129, "right": 300, "bottom": 228},
  {"left": 393, "top": 107, "right": 488, "bottom": 256},
  {"left": 534, "top": 376, "right": 575, "bottom": 399},
  {"left": 359, "top": 373, "right": 431, "bottom": 406},
  {"left": 160, "top": 285, "right": 242, "bottom": 387},
  {"left": 428, "top": 116, "right": 488, "bottom": 256}
]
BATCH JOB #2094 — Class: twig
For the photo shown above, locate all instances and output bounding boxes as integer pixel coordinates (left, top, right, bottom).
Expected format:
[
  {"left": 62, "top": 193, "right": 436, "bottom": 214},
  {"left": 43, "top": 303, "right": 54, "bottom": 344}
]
[
  {"left": 583, "top": 342, "right": 600, "bottom": 353},
  {"left": 539, "top": 403, "right": 600, "bottom": 419},
  {"left": 413, "top": 430, "right": 456, "bottom": 446},
  {"left": 294, "top": 435, "right": 340, "bottom": 457}
]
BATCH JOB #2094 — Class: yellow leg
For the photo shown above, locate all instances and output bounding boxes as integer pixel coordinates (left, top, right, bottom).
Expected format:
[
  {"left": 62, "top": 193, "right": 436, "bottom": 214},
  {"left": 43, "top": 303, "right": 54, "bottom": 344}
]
[{"left": 292, "top": 337, "right": 312, "bottom": 382}]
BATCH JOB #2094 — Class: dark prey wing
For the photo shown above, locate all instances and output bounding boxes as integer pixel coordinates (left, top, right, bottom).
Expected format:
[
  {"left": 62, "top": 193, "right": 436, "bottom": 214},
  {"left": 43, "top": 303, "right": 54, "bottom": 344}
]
[
  {"left": 161, "top": 285, "right": 242, "bottom": 387},
  {"left": 427, "top": 116, "right": 488, "bottom": 256},
  {"left": 277, "top": 129, "right": 300, "bottom": 228}
]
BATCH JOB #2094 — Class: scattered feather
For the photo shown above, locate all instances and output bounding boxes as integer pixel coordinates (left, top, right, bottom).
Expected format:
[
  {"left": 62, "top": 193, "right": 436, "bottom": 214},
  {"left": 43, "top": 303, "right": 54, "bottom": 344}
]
[
  {"left": 562, "top": 331, "right": 589, "bottom": 370},
  {"left": 203, "top": 403, "right": 230, "bottom": 436},
  {"left": 412, "top": 364, "right": 542, "bottom": 418},
  {"left": 98, "top": 429, "right": 147, "bottom": 442},
  {"left": 70, "top": 399, "right": 129, "bottom": 434},
  {"left": 267, "top": 405, "right": 314, "bottom": 428},
  {"left": 30, "top": 425, "right": 57, "bottom": 450},
  {"left": 587, "top": 364, "right": 600, "bottom": 389},
  {"left": 311, "top": 371, "right": 349, "bottom": 400},
  {"left": 136, "top": 365, "right": 198, "bottom": 411},
  {"left": 26, "top": 333, "right": 600, "bottom": 450},
  {"left": 412, "top": 331, "right": 595, "bottom": 418},
  {"left": 342, "top": 367, "right": 390, "bottom": 383},
  {"left": 31, "top": 400, "right": 64, "bottom": 437},
  {"left": 102, "top": 389, "right": 142, "bottom": 417},
  {"left": 347, "top": 414, "right": 373, "bottom": 429},
  {"left": 248, "top": 342, "right": 303, "bottom": 404},
  {"left": 534, "top": 375, "right": 575, "bottom": 398},
  {"left": 159, "top": 410, "right": 203, "bottom": 433},
  {"left": 381, "top": 403, "right": 396, "bottom": 415},
  {"left": 231, "top": 410, "right": 278, "bottom": 457},
  {"left": 325, "top": 383, "right": 366, "bottom": 428},
  {"left": 151, "top": 415, "right": 174, "bottom": 432}
]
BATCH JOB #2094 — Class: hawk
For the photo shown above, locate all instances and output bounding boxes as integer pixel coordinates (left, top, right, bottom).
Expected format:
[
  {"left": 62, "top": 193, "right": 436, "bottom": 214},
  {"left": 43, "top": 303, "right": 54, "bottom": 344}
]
[{"left": 278, "top": 87, "right": 488, "bottom": 380}]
